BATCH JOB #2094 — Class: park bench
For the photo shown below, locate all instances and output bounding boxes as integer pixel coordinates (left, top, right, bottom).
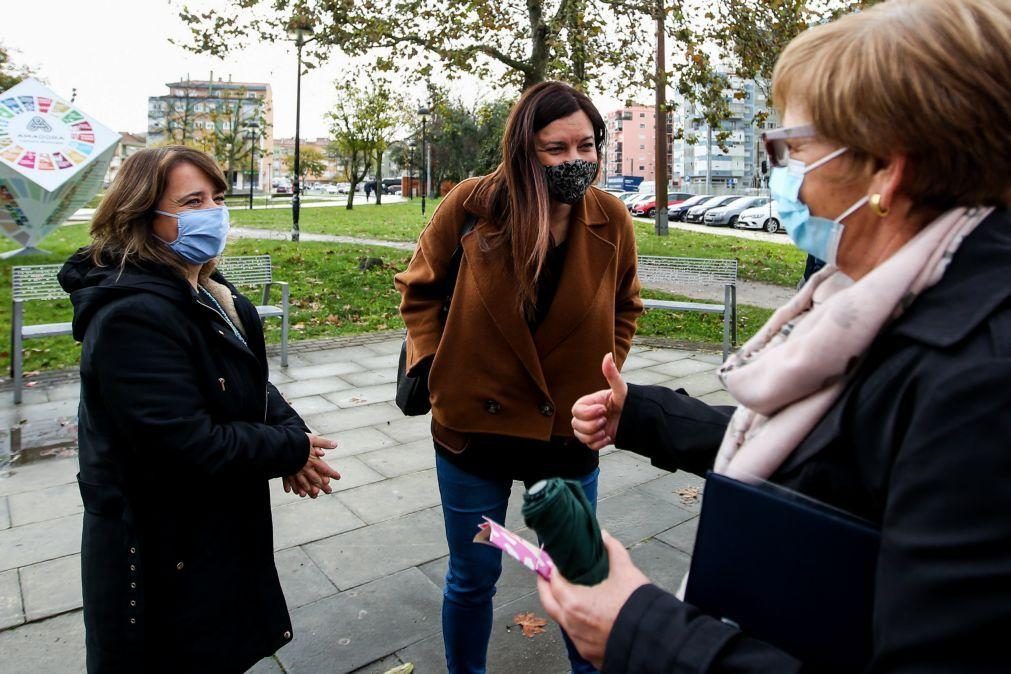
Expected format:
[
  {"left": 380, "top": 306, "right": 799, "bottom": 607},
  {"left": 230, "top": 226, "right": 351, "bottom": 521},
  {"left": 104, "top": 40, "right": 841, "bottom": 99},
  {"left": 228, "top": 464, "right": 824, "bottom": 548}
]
[
  {"left": 9, "top": 254, "right": 289, "bottom": 404},
  {"left": 636, "top": 255, "right": 738, "bottom": 361}
]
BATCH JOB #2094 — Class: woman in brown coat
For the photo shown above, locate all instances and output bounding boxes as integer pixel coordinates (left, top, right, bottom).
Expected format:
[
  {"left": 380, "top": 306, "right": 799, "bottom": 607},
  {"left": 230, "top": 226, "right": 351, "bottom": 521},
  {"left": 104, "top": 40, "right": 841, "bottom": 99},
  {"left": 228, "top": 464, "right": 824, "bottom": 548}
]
[{"left": 395, "top": 81, "right": 642, "bottom": 673}]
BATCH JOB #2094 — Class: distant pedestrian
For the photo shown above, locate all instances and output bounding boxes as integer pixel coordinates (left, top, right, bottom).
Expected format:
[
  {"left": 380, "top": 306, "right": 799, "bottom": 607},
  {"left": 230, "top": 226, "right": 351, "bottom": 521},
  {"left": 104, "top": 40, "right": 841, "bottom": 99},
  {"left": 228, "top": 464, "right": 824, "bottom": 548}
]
[{"left": 364, "top": 181, "right": 374, "bottom": 201}]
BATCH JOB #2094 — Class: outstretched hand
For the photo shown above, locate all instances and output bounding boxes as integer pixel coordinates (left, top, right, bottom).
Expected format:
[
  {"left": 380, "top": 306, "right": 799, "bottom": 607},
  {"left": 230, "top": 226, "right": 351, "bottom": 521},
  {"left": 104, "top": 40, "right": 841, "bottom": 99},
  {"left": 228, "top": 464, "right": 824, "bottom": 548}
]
[
  {"left": 571, "top": 353, "right": 628, "bottom": 450},
  {"left": 283, "top": 434, "right": 341, "bottom": 498}
]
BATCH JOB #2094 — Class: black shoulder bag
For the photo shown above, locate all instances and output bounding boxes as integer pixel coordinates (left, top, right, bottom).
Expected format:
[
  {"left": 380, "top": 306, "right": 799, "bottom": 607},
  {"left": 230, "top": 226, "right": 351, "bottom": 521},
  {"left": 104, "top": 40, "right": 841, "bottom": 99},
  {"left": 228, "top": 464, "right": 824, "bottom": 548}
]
[{"left": 396, "top": 214, "right": 478, "bottom": 416}]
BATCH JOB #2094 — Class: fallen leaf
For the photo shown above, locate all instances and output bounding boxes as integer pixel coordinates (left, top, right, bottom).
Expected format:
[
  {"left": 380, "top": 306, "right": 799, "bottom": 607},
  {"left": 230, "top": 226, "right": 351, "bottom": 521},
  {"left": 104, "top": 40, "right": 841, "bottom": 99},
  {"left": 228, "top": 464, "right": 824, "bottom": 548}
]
[
  {"left": 676, "top": 486, "right": 701, "bottom": 505},
  {"left": 513, "top": 612, "right": 548, "bottom": 638}
]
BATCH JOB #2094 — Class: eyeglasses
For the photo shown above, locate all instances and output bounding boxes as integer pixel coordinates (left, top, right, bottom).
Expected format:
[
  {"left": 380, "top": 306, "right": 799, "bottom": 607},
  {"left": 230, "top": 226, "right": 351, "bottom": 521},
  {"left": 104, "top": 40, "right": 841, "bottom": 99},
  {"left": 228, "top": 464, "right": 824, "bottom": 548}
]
[{"left": 761, "top": 124, "right": 817, "bottom": 168}]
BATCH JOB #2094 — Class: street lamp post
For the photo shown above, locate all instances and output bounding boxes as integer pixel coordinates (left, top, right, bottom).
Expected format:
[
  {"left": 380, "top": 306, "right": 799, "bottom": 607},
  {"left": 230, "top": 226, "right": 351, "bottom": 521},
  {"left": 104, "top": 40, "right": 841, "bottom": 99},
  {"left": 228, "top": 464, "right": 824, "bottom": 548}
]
[
  {"left": 288, "top": 20, "right": 315, "bottom": 242},
  {"left": 407, "top": 141, "right": 416, "bottom": 200},
  {"left": 417, "top": 107, "right": 430, "bottom": 216},
  {"left": 244, "top": 121, "right": 259, "bottom": 210}
]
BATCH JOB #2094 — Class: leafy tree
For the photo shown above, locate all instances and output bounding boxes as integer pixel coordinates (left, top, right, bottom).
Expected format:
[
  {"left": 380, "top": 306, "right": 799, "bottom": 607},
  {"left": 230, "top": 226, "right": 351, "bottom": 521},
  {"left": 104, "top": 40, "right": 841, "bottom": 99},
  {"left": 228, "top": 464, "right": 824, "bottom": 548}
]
[
  {"left": 283, "top": 148, "right": 327, "bottom": 181},
  {"left": 0, "top": 44, "right": 32, "bottom": 92},
  {"left": 210, "top": 89, "right": 268, "bottom": 189}
]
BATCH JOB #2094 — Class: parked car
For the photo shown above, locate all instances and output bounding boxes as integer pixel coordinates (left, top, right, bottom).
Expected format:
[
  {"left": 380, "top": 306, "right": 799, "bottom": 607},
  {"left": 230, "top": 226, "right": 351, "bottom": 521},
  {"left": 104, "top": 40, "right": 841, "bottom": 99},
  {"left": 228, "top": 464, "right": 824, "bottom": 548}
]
[
  {"left": 626, "top": 193, "right": 655, "bottom": 212},
  {"left": 630, "top": 192, "right": 696, "bottom": 217},
  {"left": 684, "top": 195, "right": 740, "bottom": 223},
  {"left": 388, "top": 185, "right": 402, "bottom": 195},
  {"left": 336, "top": 182, "right": 351, "bottom": 194},
  {"left": 703, "top": 196, "right": 770, "bottom": 227},
  {"left": 736, "top": 201, "right": 782, "bottom": 233},
  {"left": 668, "top": 194, "right": 712, "bottom": 221},
  {"left": 617, "top": 191, "right": 641, "bottom": 204},
  {"left": 323, "top": 184, "right": 341, "bottom": 195}
]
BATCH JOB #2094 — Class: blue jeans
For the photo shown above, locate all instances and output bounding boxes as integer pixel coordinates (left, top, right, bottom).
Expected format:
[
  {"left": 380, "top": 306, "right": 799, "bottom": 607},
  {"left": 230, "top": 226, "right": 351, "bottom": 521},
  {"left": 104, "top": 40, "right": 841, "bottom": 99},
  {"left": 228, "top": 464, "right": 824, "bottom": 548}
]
[{"left": 436, "top": 453, "right": 600, "bottom": 674}]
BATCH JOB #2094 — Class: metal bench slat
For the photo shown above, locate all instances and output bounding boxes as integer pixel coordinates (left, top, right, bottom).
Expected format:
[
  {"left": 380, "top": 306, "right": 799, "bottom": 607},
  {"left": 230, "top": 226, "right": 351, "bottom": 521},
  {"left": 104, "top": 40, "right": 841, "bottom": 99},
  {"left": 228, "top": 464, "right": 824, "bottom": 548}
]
[
  {"left": 22, "top": 322, "right": 73, "bottom": 339},
  {"left": 642, "top": 299, "right": 725, "bottom": 313},
  {"left": 255, "top": 306, "right": 283, "bottom": 318}
]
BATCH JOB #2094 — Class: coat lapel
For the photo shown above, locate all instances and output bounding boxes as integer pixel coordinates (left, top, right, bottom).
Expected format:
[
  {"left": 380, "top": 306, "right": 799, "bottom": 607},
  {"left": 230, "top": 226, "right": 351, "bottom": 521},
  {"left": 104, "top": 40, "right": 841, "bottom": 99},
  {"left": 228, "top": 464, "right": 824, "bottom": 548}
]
[
  {"left": 534, "top": 190, "right": 615, "bottom": 359},
  {"left": 463, "top": 231, "right": 550, "bottom": 396}
]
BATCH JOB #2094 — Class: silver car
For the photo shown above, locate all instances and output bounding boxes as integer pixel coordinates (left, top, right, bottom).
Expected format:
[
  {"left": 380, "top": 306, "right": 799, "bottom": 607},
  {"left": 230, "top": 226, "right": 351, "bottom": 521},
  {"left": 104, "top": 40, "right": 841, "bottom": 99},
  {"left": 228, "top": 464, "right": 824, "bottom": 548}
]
[
  {"left": 704, "top": 196, "right": 771, "bottom": 227},
  {"left": 684, "top": 195, "right": 739, "bottom": 223}
]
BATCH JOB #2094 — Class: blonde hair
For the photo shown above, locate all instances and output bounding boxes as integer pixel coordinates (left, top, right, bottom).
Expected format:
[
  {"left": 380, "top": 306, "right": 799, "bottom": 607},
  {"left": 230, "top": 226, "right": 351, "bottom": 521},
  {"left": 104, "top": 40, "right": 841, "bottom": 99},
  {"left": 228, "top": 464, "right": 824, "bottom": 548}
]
[
  {"left": 88, "top": 146, "right": 229, "bottom": 276},
  {"left": 773, "top": 0, "right": 1011, "bottom": 210}
]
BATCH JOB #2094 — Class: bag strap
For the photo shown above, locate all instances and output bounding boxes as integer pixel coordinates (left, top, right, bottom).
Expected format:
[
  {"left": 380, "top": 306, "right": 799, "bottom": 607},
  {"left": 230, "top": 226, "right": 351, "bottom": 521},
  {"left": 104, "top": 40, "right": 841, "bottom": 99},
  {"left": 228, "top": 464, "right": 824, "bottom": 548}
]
[{"left": 440, "top": 213, "right": 478, "bottom": 318}]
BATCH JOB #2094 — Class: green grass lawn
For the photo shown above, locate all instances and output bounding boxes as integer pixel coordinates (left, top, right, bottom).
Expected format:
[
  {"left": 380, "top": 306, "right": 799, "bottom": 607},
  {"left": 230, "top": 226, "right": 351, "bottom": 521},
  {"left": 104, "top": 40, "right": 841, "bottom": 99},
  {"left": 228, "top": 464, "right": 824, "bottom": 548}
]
[
  {"left": 1, "top": 221, "right": 771, "bottom": 375},
  {"left": 232, "top": 201, "right": 806, "bottom": 287}
]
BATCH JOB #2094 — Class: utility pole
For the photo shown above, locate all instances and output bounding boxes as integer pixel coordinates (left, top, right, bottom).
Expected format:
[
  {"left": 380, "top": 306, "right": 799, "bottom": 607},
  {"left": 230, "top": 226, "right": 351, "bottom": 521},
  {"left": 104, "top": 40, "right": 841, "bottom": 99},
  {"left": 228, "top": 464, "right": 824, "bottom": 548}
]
[
  {"left": 654, "top": 0, "right": 669, "bottom": 236},
  {"left": 706, "top": 124, "right": 713, "bottom": 191}
]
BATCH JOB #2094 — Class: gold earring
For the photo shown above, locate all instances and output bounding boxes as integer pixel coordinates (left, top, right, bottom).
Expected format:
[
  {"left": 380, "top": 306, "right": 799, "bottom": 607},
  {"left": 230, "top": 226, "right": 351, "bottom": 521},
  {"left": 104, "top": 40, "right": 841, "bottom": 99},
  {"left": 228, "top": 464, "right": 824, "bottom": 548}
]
[{"left": 869, "top": 193, "right": 890, "bottom": 217}]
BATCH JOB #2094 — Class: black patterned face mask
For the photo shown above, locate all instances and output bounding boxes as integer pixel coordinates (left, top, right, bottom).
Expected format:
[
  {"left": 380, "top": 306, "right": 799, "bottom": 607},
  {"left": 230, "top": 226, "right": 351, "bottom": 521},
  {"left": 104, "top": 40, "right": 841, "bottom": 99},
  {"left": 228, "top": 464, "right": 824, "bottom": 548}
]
[{"left": 543, "top": 159, "right": 598, "bottom": 204}]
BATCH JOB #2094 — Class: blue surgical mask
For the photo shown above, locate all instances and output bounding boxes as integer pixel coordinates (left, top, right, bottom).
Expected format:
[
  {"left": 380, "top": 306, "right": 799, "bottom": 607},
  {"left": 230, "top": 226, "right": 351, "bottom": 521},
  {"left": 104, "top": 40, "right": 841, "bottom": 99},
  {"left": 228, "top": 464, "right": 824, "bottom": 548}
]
[
  {"left": 154, "top": 206, "right": 230, "bottom": 264},
  {"left": 769, "top": 147, "right": 868, "bottom": 266}
]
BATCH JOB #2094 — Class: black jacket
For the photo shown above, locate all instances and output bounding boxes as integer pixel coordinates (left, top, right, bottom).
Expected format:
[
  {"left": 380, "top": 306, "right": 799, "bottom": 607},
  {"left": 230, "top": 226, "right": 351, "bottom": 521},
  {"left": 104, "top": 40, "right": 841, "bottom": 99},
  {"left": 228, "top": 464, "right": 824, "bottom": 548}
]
[
  {"left": 59, "top": 252, "right": 310, "bottom": 673},
  {"left": 606, "top": 209, "right": 1011, "bottom": 673}
]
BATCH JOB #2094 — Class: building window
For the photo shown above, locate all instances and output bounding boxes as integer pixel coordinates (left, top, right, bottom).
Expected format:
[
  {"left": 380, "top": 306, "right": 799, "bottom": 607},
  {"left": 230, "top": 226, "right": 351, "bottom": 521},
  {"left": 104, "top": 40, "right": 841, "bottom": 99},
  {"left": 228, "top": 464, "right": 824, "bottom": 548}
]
[
  {"left": 640, "top": 144, "right": 645, "bottom": 149},
  {"left": 640, "top": 123, "right": 645, "bottom": 128},
  {"left": 640, "top": 112, "right": 645, "bottom": 118}
]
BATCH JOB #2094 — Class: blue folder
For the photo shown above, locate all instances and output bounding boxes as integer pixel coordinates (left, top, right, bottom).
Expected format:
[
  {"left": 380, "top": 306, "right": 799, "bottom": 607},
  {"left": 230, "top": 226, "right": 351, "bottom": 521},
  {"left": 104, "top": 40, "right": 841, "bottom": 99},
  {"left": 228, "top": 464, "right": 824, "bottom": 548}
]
[{"left": 685, "top": 472, "right": 881, "bottom": 673}]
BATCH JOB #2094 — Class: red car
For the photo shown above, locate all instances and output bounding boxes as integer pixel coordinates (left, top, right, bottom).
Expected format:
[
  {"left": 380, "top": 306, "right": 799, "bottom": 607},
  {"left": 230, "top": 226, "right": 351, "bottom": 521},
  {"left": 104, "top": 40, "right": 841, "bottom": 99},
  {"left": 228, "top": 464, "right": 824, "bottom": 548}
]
[{"left": 630, "top": 192, "right": 695, "bottom": 218}]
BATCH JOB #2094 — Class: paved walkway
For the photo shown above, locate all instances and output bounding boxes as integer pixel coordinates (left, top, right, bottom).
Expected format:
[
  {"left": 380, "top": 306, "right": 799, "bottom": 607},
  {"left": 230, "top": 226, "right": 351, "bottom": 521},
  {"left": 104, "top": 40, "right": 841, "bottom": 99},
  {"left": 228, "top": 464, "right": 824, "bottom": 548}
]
[{"left": 0, "top": 334, "right": 726, "bottom": 673}]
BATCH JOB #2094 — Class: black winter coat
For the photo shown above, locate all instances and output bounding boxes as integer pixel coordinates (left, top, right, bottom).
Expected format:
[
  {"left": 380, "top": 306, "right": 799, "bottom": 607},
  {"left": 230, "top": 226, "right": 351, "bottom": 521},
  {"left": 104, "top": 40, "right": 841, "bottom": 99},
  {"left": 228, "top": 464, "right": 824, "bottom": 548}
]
[
  {"left": 605, "top": 209, "right": 1011, "bottom": 673},
  {"left": 59, "top": 252, "right": 311, "bottom": 673}
]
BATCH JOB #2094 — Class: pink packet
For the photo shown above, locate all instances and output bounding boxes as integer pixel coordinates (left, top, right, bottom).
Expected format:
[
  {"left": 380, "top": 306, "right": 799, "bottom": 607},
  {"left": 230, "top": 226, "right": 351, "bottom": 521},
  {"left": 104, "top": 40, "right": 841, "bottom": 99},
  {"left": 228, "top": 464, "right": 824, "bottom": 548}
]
[{"left": 474, "top": 517, "right": 555, "bottom": 580}]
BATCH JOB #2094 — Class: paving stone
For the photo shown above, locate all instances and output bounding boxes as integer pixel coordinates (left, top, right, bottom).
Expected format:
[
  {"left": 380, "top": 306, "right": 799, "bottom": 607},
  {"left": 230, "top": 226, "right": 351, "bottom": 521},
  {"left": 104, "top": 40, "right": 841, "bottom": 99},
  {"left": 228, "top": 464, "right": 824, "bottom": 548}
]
[
  {"left": 380, "top": 414, "right": 433, "bottom": 444},
  {"left": 363, "top": 338, "right": 406, "bottom": 356},
  {"left": 699, "top": 390, "right": 736, "bottom": 407},
  {"left": 350, "top": 654, "right": 408, "bottom": 674},
  {"left": 304, "top": 403, "right": 403, "bottom": 435},
  {"left": 418, "top": 537, "right": 541, "bottom": 610},
  {"left": 635, "top": 348, "right": 695, "bottom": 363},
  {"left": 0, "top": 496, "right": 9, "bottom": 530},
  {"left": 284, "top": 360, "right": 365, "bottom": 381},
  {"left": 617, "top": 354, "right": 656, "bottom": 372},
  {"left": 356, "top": 439, "right": 436, "bottom": 478},
  {"left": 337, "top": 469, "right": 441, "bottom": 524},
  {"left": 3, "top": 388, "right": 49, "bottom": 406},
  {"left": 693, "top": 352, "right": 725, "bottom": 365},
  {"left": 323, "top": 426, "right": 398, "bottom": 459},
  {"left": 0, "top": 513, "right": 82, "bottom": 572},
  {"left": 287, "top": 395, "right": 340, "bottom": 417},
  {"left": 20, "top": 553, "right": 82, "bottom": 621},
  {"left": 645, "top": 358, "right": 717, "bottom": 378},
  {"left": 247, "top": 655, "right": 284, "bottom": 673},
  {"left": 622, "top": 368, "right": 673, "bottom": 386},
  {"left": 272, "top": 493, "right": 366, "bottom": 550},
  {"left": 45, "top": 383, "right": 82, "bottom": 403},
  {"left": 277, "top": 568, "right": 442, "bottom": 672},
  {"left": 0, "top": 610, "right": 86, "bottom": 673},
  {"left": 668, "top": 370, "right": 723, "bottom": 397},
  {"left": 0, "top": 568, "right": 24, "bottom": 629},
  {"left": 266, "top": 366, "right": 295, "bottom": 384},
  {"left": 0, "top": 457, "right": 78, "bottom": 498},
  {"left": 325, "top": 384, "right": 397, "bottom": 409},
  {"left": 597, "top": 451, "right": 669, "bottom": 498},
  {"left": 276, "top": 376, "right": 353, "bottom": 400},
  {"left": 2, "top": 399, "right": 80, "bottom": 425},
  {"left": 275, "top": 547, "right": 339, "bottom": 609},
  {"left": 636, "top": 471, "right": 707, "bottom": 514},
  {"left": 8, "top": 482, "right": 83, "bottom": 528},
  {"left": 397, "top": 591, "right": 571, "bottom": 674},
  {"left": 303, "top": 507, "right": 447, "bottom": 590},
  {"left": 655, "top": 515, "right": 700, "bottom": 555},
  {"left": 354, "top": 354, "right": 400, "bottom": 371},
  {"left": 627, "top": 538, "right": 693, "bottom": 595},
  {"left": 596, "top": 489, "right": 696, "bottom": 545},
  {"left": 341, "top": 368, "right": 399, "bottom": 387},
  {"left": 295, "top": 345, "right": 380, "bottom": 365}
]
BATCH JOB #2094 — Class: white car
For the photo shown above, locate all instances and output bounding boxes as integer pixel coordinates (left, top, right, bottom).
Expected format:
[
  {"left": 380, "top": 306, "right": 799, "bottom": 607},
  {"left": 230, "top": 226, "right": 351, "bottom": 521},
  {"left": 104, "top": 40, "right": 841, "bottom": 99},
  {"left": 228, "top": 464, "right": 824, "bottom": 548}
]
[
  {"left": 323, "top": 184, "right": 341, "bottom": 194},
  {"left": 736, "top": 202, "right": 782, "bottom": 233}
]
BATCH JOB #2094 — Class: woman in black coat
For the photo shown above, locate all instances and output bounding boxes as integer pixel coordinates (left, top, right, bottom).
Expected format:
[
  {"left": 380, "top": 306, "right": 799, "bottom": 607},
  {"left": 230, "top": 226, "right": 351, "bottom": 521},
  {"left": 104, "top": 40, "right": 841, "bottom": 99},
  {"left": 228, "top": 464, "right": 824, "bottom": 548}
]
[
  {"left": 59, "top": 146, "right": 341, "bottom": 672},
  {"left": 538, "top": 0, "right": 1011, "bottom": 671}
]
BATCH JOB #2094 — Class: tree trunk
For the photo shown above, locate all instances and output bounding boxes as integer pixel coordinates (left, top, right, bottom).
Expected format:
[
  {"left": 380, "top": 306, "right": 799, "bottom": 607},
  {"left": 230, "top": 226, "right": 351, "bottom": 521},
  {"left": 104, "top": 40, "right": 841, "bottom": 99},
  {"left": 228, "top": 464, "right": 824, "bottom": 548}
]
[
  {"left": 525, "top": 0, "right": 549, "bottom": 90},
  {"left": 374, "top": 148, "right": 383, "bottom": 206}
]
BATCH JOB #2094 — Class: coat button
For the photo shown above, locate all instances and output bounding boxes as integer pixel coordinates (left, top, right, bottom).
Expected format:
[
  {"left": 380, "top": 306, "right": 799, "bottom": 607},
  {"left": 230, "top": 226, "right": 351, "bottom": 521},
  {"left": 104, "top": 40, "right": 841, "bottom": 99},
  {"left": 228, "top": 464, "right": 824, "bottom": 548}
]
[
  {"left": 129, "top": 564, "right": 136, "bottom": 572},
  {"left": 130, "top": 582, "right": 136, "bottom": 589},
  {"left": 283, "top": 630, "right": 292, "bottom": 640},
  {"left": 484, "top": 399, "right": 501, "bottom": 414},
  {"left": 129, "top": 618, "right": 136, "bottom": 625},
  {"left": 539, "top": 403, "right": 555, "bottom": 417},
  {"left": 218, "top": 330, "right": 225, "bottom": 336},
  {"left": 129, "top": 547, "right": 136, "bottom": 555},
  {"left": 176, "top": 561, "right": 185, "bottom": 571},
  {"left": 130, "top": 600, "right": 136, "bottom": 607}
]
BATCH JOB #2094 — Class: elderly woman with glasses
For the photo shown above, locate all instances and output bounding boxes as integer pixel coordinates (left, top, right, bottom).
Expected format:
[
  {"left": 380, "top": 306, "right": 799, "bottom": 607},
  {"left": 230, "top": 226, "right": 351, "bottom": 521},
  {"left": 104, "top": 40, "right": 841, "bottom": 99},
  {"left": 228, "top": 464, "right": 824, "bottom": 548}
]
[{"left": 537, "top": 0, "right": 1011, "bottom": 671}]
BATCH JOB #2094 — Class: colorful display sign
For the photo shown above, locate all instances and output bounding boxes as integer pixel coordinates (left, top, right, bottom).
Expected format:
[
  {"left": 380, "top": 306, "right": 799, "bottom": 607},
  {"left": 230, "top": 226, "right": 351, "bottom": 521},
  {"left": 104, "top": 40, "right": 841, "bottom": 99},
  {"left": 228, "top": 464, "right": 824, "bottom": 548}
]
[{"left": 0, "top": 78, "right": 119, "bottom": 253}]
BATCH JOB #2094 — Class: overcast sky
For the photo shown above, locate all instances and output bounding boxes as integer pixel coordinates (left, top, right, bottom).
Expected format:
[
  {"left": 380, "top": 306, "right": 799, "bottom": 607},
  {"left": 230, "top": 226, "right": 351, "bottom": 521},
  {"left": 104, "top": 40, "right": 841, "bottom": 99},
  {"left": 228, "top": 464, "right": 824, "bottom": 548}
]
[{"left": 4, "top": 0, "right": 628, "bottom": 140}]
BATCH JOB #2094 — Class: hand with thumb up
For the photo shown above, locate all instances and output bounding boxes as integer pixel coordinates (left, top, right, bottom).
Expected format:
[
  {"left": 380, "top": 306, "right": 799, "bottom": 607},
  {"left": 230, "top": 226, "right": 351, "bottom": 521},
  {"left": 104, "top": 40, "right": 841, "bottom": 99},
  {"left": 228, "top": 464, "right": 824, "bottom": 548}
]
[{"left": 570, "top": 352, "right": 628, "bottom": 450}]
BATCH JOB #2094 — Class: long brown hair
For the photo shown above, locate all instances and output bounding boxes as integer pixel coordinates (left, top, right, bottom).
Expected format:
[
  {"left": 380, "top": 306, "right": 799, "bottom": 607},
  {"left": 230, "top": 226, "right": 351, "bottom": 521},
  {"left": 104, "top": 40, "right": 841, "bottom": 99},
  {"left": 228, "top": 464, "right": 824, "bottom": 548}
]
[
  {"left": 88, "top": 145, "right": 229, "bottom": 277},
  {"left": 470, "top": 81, "right": 606, "bottom": 320}
]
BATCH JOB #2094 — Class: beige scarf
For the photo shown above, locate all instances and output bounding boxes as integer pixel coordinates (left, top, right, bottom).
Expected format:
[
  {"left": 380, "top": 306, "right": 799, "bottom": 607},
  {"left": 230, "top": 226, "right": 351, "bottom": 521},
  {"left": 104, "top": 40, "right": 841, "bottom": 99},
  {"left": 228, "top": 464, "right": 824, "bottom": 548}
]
[{"left": 714, "top": 206, "right": 992, "bottom": 483}]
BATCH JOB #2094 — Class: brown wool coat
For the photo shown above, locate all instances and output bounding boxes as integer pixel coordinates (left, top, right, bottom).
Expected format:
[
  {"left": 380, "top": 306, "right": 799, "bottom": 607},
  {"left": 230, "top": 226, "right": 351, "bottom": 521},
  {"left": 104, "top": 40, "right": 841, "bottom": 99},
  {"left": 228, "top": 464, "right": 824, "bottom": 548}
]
[{"left": 395, "top": 176, "right": 643, "bottom": 441}]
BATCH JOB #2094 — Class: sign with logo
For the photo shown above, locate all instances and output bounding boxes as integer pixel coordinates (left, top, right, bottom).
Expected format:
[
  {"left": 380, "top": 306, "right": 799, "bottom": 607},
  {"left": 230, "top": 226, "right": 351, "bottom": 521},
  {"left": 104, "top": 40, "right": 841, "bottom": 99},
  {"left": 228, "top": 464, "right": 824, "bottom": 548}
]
[{"left": 0, "top": 78, "right": 119, "bottom": 253}]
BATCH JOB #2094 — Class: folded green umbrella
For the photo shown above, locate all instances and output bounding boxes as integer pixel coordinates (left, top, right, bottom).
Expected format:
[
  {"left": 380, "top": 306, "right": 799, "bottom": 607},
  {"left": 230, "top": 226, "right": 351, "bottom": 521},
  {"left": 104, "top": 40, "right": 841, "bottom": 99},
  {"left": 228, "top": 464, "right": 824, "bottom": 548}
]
[{"left": 522, "top": 477, "right": 608, "bottom": 585}]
